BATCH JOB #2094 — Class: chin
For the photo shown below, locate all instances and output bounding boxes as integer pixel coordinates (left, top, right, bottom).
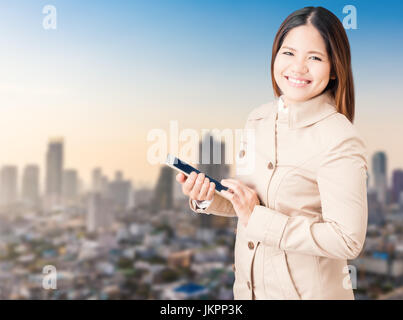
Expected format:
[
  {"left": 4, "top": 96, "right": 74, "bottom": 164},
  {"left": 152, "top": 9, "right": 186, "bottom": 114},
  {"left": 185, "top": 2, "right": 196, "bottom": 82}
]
[{"left": 281, "top": 90, "right": 311, "bottom": 103}]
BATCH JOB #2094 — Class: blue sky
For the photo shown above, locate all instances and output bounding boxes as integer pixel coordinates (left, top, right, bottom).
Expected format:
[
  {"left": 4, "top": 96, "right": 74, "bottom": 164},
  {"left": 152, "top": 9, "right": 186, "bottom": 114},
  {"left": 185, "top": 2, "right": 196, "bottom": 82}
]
[{"left": 0, "top": 0, "right": 402, "bottom": 187}]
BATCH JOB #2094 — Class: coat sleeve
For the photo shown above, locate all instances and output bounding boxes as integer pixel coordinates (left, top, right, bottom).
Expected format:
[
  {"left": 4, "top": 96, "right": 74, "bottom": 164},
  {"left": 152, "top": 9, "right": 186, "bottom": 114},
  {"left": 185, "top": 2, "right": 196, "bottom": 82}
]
[{"left": 245, "top": 134, "right": 369, "bottom": 260}]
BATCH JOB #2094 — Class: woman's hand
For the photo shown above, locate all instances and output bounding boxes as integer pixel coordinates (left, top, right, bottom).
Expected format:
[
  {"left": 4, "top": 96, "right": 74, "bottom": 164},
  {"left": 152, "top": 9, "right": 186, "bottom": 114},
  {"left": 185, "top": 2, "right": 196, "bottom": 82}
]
[
  {"left": 175, "top": 171, "right": 216, "bottom": 201},
  {"left": 220, "top": 179, "right": 260, "bottom": 227}
]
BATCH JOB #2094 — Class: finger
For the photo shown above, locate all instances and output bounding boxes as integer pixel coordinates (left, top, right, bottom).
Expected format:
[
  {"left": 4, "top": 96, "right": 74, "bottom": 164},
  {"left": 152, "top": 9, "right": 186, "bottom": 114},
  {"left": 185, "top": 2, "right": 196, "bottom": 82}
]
[
  {"left": 220, "top": 190, "right": 242, "bottom": 211},
  {"left": 182, "top": 171, "right": 198, "bottom": 195},
  {"left": 176, "top": 172, "right": 186, "bottom": 184},
  {"left": 233, "top": 194, "right": 242, "bottom": 208},
  {"left": 221, "top": 179, "right": 245, "bottom": 198},
  {"left": 220, "top": 189, "right": 235, "bottom": 202},
  {"left": 224, "top": 178, "right": 256, "bottom": 196},
  {"left": 224, "top": 179, "right": 249, "bottom": 199},
  {"left": 221, "top": 178, "right": 246, "bottom": 189},
  {"left": 197, "top": 178, "right": 210, "bottom": 200},
  {"left": 242, "top": 187, "right": 254, "bottom": 203},
  {"left": 189, "top": 173, "right": 205, "bottom": 199},
  {"left": 223, "top": 179, "right": 258, "bottom": 205},
  {"left": 244, "top": 182, "right": 256, "bottom": 190},
  {"left": 206, "top": 182, "right": 215, "bottom": 200}
]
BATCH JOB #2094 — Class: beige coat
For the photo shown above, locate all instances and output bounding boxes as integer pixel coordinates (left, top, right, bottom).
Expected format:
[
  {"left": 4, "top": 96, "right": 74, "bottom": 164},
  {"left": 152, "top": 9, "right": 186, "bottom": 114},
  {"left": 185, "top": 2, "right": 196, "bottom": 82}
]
[{"left": 189, "top": 90, "right": 368, "bottom": 300}]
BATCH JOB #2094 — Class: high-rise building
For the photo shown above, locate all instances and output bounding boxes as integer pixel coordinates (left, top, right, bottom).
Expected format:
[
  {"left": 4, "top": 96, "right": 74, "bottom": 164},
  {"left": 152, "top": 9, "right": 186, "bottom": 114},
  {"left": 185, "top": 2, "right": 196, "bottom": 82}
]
[
  {"left": 134, "top": 187, "right": 153, "bottom": 209},
  {"left": 62, "top": 169, "right": 78, "bottom": 200},
  {"left": 100, "top": 175, "right": 109, "bottom": 197},
  {"left": 198, "top": 133, "right": 230, "bottom": 182},
  {"left": 399, "top": 191, "right": 403, "bottom": 210},
  {"left": 92, "top": 168, "right": 102, "bottom": 193},
  {"left": 21, "top": 165, "right": 40, "bottom": 207},
  {"left": 372, "top": 151, "right": 387, "bottom": 206},
  {"left": 367, "top": 189, "right": 385, "bottom": 226},
  {"left": 198, "top": 133, "right": 230, "bottom": 229},
  {"left": 107, "top": 171, "right": 132, "bottom": 210},
  {"left": 86, "top": 193, "right": 113, "bottom": 233},
  {"left": 45, "top": 138, "right": 64, "bottom": 198},
  {"left": 115, "top": 171, "right": 123, "bottom": 182},
  {"left": 151, "top": 167, "right": 174, "bottom": 213},
  {"left": 392, "top": 169, "right": 403, "bottom": 204},
  {"left": 77, "top": 178, "right": 84, "bottom": 195},
  {"left": 0, "top": 166, "right": 18, "bottom": 206}
]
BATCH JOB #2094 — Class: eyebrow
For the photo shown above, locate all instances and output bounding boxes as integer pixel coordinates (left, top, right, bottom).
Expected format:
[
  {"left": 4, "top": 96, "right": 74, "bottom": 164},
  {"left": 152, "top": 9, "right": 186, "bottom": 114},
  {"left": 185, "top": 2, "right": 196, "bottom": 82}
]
[{"left": 281, "top": 46, "right": 326, "bottom": 57}]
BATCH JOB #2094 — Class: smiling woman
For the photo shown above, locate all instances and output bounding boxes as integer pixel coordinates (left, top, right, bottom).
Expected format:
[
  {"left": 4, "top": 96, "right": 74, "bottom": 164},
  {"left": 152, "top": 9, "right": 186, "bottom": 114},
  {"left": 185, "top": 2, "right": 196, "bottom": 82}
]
[
  {"left": 179, "top": 6, "right": 368, "bottom": 300},
  {"left": 271, "top": 6, "right": 354, "bottom": 122},
  {"left": 274, "top": 25, "right": 332, "bottom": 97}
]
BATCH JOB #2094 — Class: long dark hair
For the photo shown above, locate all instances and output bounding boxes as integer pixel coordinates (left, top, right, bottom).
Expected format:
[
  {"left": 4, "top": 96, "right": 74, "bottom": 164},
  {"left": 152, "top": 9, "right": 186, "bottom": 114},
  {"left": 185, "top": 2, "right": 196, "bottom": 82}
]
[{"left": 271, "top": 6, "right": 355, "bottom": 122}]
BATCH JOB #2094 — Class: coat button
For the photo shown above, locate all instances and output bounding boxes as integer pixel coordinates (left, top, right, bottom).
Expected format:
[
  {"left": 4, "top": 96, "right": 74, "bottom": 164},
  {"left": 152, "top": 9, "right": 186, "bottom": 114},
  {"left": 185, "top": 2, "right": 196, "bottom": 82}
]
[
  {"left": 248, "top": 241, "right": 255, "bottom": 250},
  {"left": 267, "top": 161, "right": 274, "bottom": 170},
  {"left": 239, "top": 150, "right": 246, "bottom": 158},
  {"left": 247, "top": 281, "right": 251, "bottom": 290}
]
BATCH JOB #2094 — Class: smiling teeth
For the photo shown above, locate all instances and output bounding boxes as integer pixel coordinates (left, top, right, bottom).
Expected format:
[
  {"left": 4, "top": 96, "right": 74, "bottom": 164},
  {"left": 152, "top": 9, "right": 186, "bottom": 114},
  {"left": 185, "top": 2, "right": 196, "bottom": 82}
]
[{"left": 288, "top": 77, "right": 309, "bottom": 84}]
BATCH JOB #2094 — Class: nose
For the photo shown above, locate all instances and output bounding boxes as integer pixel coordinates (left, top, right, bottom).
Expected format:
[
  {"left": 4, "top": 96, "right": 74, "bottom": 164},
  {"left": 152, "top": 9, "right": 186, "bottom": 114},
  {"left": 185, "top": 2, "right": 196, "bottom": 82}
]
[{"left": 291, "top": 59, "right": 308, "bottom": 75}]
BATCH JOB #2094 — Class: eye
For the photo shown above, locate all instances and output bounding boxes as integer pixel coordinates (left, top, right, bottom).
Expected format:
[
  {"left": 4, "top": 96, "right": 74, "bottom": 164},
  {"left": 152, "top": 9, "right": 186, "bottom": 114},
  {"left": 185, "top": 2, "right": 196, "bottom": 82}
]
[
  {"left": 310, "top": 56, "right": 322, "bottom": 61},
  {"left": 282, "top": 51, "right": 293, "bottom": 56}
]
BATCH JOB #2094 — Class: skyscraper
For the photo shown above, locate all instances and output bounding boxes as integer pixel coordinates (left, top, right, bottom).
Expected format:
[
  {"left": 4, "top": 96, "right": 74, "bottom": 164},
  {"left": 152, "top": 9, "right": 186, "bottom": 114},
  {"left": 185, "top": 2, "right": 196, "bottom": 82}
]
[
  {"left": 87, "top": 193, "right": 113, "bottom": 233},
  {"left": 372, "top": 151, "right": 387, "bottom": 206},
  {"left": 44, "top": 138, "right": 64, "bottom": 210},
  {"left": 0, "top": 166, "right": 18, "bottom": 206},
  {"left": 151, "top": 167, "right": 174, "bottom": 213},
  {"left": 100, "top": 175, "right": 109, "bottom": 197},
  {"left": 107, "top": 171, "right": 132, "bottom": 210},
  {"left": 198, "top": 133, "right": 230, "bottom": 182},
  {"left": 21, "top": 165, "right": 40, "bottom": 207},
  {"left": 46, "top": 138, "right": 64, "bottom": 197},
  {"left": 392, "top": 169, "right": 403, "bottom": 204},
  {"left": 92, "top": 167, "right": 102, "bottom": 193},
  {"left": 198, "top": 133, "right": 230, "bottom": 229},
  {"left": 62, "top": 169, "right": 78, "bottom": 200}
]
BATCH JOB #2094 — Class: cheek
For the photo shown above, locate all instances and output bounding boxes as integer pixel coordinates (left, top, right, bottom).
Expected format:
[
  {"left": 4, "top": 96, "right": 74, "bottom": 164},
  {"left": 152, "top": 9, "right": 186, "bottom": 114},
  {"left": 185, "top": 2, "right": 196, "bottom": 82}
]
[
  {"left": 273, "top": 56, "right": 287, "bottom": 81},
  {"left": 310, "top": 63, "right": 331, "bottom": 83}
]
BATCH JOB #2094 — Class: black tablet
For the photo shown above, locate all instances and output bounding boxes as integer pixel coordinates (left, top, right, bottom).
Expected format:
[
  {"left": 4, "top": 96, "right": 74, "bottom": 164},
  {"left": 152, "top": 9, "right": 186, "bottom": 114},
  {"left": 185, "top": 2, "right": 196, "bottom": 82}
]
[{"left": 165, "top": 154, "right": 229, "bottom": 193}]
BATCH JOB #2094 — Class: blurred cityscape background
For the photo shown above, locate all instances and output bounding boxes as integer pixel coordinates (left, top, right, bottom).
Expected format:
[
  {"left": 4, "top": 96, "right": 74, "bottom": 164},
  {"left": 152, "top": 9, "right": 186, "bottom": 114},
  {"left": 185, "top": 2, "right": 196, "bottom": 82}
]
[
  {"left": 1, "top": 0, "right": 403, "bottom": 300},
  {"left": 1, "top": 133, "right": 403, "bottom": 300},
  {"left": 0, "top": 134, "right": 238, "bottom": 300}
]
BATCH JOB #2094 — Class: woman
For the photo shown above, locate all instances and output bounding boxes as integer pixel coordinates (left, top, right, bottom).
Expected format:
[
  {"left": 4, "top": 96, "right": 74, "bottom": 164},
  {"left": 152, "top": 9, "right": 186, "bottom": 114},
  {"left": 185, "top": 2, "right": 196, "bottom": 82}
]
[{"left": 176, "top": 6, "right": 368, "bottom": 300}]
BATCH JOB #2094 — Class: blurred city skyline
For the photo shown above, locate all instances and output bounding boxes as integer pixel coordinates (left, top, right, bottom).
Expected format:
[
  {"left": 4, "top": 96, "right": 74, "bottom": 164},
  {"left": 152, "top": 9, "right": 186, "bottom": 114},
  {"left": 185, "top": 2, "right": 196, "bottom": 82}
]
[
  {"left": 1, "top": 0, "right": 403, "bottom": 187},
  {"left": 1, "top": 135, "right": 403, "bottom": 206},
  {"left": 0, "top": 129, "right": 403, "bottom": 300}
]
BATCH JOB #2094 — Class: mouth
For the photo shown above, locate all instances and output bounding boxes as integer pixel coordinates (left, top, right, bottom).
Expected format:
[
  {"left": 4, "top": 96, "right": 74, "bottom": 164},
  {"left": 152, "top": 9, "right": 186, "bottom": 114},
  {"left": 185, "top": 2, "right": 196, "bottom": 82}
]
[{"left": 285, "top": 76, "right": 312, "bottom": 88}]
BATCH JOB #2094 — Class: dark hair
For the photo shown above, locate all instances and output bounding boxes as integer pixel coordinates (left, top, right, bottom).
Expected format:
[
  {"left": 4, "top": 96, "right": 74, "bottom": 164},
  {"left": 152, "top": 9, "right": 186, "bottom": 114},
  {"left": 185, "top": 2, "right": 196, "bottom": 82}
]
[{"left": 271, "top": 6, "right": 355, "bottom": 122}]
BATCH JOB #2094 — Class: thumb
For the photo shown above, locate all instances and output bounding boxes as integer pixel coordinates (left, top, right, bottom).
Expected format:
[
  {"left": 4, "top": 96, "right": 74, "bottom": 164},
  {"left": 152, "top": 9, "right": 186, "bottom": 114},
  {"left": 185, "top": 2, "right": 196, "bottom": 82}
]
[{"left": 176, "top": 172, "right": 187, "bottom": 184}]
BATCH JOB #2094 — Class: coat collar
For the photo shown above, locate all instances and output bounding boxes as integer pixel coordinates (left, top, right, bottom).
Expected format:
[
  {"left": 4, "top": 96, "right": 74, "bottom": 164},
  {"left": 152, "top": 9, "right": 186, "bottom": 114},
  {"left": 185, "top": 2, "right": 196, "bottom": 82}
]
[{"left": 277, "top": 90, "right": 338, "bottom": 129}]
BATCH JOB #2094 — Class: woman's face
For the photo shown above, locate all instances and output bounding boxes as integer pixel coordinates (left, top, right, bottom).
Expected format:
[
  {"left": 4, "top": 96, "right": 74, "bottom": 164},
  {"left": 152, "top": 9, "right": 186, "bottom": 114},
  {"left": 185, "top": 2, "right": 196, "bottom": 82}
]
[{"left": 273, "top": 23, "right": 333, "bottom": 105}]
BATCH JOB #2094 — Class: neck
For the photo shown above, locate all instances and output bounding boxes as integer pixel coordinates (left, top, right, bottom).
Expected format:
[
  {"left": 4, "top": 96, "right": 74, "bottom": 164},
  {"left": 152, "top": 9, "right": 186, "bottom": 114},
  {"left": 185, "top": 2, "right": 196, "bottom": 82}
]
[
  {"left": 282, "top": 96, "right": 304, "bottom": 107},
  {"left": 282, "top": 91, "right": 328, "bottom": 108}
]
